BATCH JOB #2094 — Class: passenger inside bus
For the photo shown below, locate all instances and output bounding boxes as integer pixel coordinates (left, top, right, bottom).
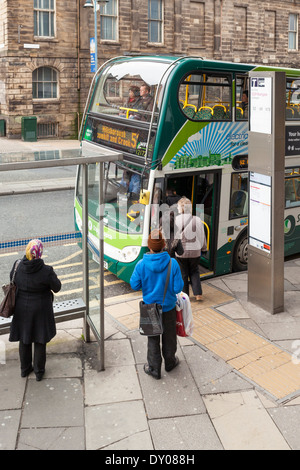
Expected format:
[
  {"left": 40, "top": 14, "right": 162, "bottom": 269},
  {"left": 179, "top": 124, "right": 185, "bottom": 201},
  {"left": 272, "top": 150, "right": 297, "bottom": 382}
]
[
  {"left": 132, "top": 83, "right": 154, "bottom": 121},
  {"left": 241, "top": 90, "right": 248, "bottom": 119},
  {"left": 166, "top": 181, "right": 181, "bottom": 207},
  {"left": 120, "top": 85, "right": 141, "bottom": 118}
]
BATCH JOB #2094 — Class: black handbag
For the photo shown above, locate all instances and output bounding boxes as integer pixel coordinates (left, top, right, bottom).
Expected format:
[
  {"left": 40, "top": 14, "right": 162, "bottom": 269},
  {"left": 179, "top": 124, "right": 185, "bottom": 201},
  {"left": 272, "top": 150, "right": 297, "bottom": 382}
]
[
  {"left": 139, "top": 260, "right": 172, "bottom": 336},
  {"left": 0, "top": 260, "right": 21, "bottom": 318}
]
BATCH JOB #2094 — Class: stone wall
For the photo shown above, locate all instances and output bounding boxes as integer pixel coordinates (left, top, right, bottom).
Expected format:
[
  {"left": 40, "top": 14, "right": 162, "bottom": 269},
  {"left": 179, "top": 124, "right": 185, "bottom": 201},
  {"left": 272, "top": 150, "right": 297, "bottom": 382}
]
[{"left": 0, "top": 0, "right": 300, "bottom": 138}]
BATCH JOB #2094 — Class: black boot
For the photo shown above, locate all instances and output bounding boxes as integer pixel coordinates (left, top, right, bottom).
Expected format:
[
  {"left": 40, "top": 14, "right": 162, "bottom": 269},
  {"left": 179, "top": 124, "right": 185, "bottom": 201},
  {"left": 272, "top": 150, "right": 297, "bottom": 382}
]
[{"left": 144, "top": 364, "right": 161, "bottom": 380}]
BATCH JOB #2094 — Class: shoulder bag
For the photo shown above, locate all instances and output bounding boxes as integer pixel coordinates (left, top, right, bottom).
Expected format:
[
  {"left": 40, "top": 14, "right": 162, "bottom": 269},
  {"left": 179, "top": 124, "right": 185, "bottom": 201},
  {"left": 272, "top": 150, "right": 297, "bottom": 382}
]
[
  {"left": 139, "top": 259, "right": 172, "bottom": 336},
  {"left": 0, "top": 260, "right": 21, "bottom": 318}
]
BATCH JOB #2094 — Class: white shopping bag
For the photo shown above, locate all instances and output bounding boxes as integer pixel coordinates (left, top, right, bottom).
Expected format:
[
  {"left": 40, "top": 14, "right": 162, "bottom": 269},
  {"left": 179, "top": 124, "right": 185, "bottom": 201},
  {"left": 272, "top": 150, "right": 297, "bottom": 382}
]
[{"left": 176, "top": 292, "right": 194, "bottom": 337}]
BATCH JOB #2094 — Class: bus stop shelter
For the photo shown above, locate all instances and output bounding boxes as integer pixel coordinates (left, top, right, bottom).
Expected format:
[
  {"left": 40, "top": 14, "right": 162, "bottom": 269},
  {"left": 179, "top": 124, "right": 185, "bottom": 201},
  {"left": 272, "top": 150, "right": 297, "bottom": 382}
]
[{"left": 0, "top": 141, "right": 123, "bottom": 371}]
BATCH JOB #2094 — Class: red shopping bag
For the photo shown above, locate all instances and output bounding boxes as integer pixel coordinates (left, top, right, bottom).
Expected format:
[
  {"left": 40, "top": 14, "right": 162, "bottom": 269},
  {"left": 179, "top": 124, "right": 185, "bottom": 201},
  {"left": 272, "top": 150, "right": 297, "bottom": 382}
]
[{"left": 176, "top": 307, "right": 187, "bottom": 337}]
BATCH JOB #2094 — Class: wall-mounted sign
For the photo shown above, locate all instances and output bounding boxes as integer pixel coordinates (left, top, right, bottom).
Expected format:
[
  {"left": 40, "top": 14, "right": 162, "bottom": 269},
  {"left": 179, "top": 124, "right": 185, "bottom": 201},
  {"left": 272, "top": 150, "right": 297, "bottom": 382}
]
[{"left": 90, "top": 37, "right": 96, "bottom": 73}]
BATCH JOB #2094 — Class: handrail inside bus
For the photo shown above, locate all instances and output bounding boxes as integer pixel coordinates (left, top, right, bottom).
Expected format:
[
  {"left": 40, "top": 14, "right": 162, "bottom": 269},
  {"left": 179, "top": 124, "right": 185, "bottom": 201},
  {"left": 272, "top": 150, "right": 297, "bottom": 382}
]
[{"left": 202, "top": 220, "right": 210, "bottom": 251}]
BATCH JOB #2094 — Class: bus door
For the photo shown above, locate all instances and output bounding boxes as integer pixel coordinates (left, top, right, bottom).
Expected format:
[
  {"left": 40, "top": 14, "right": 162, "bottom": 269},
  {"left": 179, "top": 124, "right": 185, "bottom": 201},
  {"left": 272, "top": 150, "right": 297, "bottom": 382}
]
[{"left": 165, "top": 170, "right": 221, "bottom": 277}]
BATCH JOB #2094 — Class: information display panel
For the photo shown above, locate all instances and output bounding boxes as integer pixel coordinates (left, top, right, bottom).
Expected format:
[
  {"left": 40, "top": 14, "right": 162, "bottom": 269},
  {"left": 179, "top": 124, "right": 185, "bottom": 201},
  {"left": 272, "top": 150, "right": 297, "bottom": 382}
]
[{"left": 249, "top": 172, "right": 271, "bottom": 253}]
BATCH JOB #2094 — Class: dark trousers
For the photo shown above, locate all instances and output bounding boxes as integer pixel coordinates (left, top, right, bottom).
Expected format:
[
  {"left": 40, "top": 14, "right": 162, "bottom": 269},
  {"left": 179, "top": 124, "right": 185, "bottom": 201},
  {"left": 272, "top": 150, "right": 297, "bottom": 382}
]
[
  {"left": 176, "top": 257, "right": 202, "bottom": 296},
  {"left": 147, "top": 307, "right": 177, "bottom": 373},
  {"left": 19, "top": 342, "right": 46, "bottom": 377}
]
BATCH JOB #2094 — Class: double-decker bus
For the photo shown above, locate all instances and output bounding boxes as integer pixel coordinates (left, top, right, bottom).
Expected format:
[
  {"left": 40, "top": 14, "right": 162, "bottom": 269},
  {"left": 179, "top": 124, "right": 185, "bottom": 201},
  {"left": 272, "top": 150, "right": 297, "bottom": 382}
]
[{"left": 75, "top": 55, "right": 300, "bottom": 283}]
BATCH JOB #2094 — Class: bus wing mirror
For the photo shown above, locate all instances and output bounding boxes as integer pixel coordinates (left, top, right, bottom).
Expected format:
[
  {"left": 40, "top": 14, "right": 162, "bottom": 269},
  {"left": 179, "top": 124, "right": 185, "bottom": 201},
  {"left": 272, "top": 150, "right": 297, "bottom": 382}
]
[{"left": 139, "top": 190, "right": 150, "bottom": 205}]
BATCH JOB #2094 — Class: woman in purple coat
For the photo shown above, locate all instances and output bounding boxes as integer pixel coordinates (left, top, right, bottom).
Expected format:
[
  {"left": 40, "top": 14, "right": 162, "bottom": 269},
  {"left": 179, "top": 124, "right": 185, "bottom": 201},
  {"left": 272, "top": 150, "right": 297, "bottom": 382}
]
[{"left": 9, "top": 239, "right": 61, "bottom": 381}]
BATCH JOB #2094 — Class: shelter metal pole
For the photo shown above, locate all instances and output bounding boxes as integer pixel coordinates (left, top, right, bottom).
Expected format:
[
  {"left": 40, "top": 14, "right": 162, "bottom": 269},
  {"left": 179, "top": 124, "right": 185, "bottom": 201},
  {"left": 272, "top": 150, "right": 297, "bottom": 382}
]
[
  {"left": 82, "top": 163, "right": 90, "bottom": 342},
  {"left": 99, "top": 161, "right": 105, "bottom": 370}
]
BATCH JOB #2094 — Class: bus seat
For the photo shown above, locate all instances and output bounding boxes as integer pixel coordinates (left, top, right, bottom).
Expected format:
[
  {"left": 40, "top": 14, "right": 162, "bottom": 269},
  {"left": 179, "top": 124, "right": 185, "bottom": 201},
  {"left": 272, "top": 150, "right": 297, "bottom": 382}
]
[
  {"left": 236, "top": 107, "right": 244, "bottom": 119},
  {"left": 183, "top": 105, "right": 196, "bottom": 119},
  {"left": 194, "top": 106, "right": 213, "bottom": 120},
  {"left": 231, "top": 190, "right": 248, "bottom": 217},
  {"left": 212, "top": 105, "right": 226, "bottom": 120}
]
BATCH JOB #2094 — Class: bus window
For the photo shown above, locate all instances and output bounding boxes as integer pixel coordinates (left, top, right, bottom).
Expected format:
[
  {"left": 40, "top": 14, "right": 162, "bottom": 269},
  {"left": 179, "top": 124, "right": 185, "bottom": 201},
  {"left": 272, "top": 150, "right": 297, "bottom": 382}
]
[
  {"left": 230, "top": 172, "right": 248, "bottom": 219},
  {"left": 285, "top": 168, "right": 300, "bottom": 206},
  {"left": 178, "top": 72, "right": 232, "bottom": 121},
  {"left": 286, "top": 79, "right": 300, "bottom": 120},
  {"left": 88, "top": 59, "right": 170, "bottom": 123},
  {"left": 236, "top": 75, "right": 249, "bottom": 120}
]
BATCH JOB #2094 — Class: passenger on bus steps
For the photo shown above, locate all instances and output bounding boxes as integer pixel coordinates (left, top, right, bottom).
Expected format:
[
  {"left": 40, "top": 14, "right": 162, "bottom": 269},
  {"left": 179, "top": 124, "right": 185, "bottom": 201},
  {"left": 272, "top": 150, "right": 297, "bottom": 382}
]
[
  {"left": 160, "top": 209, "right": 184, "bottom": 258},
  {"left": 130, "top": 230, "right": 184, "bottom": 380},
  {"left": 9, "top": 239, "right": 61, "bottom": 381},
  {"left": 175, "top": 197, "right": 207, "bottom": 301}
]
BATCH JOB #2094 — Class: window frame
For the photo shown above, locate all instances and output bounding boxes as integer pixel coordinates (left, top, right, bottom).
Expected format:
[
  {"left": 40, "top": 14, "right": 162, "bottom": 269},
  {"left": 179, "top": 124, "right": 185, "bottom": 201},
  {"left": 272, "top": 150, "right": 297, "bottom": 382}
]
[
  {"left": 148, "top": 0, "right": 164, "bottom": 45},
  {"left": 34, "top": 0, "right": 56, "bottom": 39},
  {"left": 229, "top": 171, "right": 249, "bottom": 220},
  {"left": 32, "top": 66, "right": 58, "bottom": 100},
  {"left": 100, "top": 0, "right": 119, "bottom": 42},
  {"left": 178, "top": 70, "right": 233, "bottom": 122},
  {"left": 288, "top": 13, "right": 298, "bottom": 51}
]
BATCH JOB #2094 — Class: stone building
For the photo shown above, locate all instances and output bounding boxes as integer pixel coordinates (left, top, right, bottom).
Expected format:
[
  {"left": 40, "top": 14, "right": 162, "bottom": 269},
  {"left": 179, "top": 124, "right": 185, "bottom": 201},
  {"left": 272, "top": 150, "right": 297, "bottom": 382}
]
[{"left": 0, "top": 0, "right": 300, "bottom": 139}]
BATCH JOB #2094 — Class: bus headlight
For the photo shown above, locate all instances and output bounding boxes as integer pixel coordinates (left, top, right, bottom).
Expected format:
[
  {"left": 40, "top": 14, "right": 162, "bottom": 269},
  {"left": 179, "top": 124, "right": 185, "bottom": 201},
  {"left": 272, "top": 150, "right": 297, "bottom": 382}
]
[{"left": 119, "top": 246, "right": 140, "bottom": 263}]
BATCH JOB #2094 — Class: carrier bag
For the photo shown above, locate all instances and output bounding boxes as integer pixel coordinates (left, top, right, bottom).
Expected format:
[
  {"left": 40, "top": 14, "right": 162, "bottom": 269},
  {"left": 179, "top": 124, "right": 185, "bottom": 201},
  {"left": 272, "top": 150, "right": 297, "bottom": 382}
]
[
  {"left": 176, "top": 291, "right": 194, "bottom": 337},
  {"left": 139, "top": 260, "right": 171, "bottom": 336}
]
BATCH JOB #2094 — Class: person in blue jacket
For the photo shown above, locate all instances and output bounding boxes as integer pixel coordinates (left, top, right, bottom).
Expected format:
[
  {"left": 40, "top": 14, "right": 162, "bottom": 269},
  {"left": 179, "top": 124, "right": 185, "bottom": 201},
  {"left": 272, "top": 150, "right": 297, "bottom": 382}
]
[{"left": 130, "top": 229, "right": 184, "bottom": 380}]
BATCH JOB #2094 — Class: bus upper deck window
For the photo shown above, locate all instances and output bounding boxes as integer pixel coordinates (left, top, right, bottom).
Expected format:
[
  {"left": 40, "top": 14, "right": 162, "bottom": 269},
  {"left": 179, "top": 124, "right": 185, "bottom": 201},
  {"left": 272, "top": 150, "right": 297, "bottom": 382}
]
[{"left": 178, "top": 72, "right": 232, "bottom": 122}]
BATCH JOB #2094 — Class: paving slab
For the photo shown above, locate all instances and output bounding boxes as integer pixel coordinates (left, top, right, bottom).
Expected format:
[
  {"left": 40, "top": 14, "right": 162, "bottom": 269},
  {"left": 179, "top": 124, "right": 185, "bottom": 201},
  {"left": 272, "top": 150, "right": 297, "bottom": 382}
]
[
  {"left": 137, "top": 361, "right": 206, "bottom": 419},
  {"left": 183, "top": 345, "right": 252, "bottom": 394},
  {"left": 21, "top": 378, "right": 84, "bottom": 428},
  {"left": 0, "top": 410, "right": 21, "bottom": 450},
  {"left": 17, "top": 426, "right": 85, "bottom": 450},
  {"left": 101, "top": 430, "right": 154, "bottom": 451},
  {"left": 40, "top": 355, "right": 83, "bottom": 378},
  {"left": 0, "top": 360, "right": 26, "bottom": 410},
  {"left": 84, "top": 365, "right": 142, "bottom": 406},
  {"left": 268, "top": 405, "right": 300, "bottom": 450},
  {"left": 203, "top": 390, "right": 290, "bottom": 450},
  {"left": 149, "top": 414, "right": 223, "bottom": 450},
  {"left": 85, "top": 400, "right": 149, "bottom": 450}
]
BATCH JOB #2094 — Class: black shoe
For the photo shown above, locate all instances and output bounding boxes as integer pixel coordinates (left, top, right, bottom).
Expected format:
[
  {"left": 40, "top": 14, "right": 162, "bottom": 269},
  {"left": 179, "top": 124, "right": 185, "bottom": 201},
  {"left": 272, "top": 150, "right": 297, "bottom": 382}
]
[
  {"left": 165, "top": 356, "right": 179, "bottom": 372},
  {"left": 35, "top": 373, "right": 44, "bottom": 381},
  {"left": 143, "top": 364, "right": 161, "bottom": 380},
  {"left": 21, "top": 366, "right": 33, "bottom": 378}
]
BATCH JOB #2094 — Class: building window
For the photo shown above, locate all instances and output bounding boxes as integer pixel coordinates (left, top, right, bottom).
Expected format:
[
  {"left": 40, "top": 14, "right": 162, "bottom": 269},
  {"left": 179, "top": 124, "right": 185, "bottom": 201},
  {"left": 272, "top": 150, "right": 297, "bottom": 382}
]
[
  {"left": 100, "top": 0, "right": 118, "bottom": 41},
  {"left": 32, "top": 67, "right": 58, "bottom": 99},
  {"left": 34, "top": 0, "right": 55, "bottom": 38},
  {"left": 148, "top": 0, "right": 163, "bottom": 44},
  {"left": 289, "top": 13, "right": 298, "bottom": 50}
]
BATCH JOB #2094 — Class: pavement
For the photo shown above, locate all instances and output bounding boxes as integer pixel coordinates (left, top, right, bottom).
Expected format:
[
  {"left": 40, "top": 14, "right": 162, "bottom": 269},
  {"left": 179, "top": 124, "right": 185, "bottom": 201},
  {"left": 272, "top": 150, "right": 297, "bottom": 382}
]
[{"left": 1, "top": 137, "right": 300, "bottom": 451}]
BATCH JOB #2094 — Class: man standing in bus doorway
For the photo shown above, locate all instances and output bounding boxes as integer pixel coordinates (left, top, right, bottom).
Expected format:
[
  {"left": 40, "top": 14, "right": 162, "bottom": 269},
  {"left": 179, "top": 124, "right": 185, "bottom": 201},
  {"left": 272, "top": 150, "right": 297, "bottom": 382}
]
[
  {"left": 130, "top": 229, "right": 184, "bottom": 380},
  {"left": 175, "top": 197, "right": 207, "bottom": 301}
]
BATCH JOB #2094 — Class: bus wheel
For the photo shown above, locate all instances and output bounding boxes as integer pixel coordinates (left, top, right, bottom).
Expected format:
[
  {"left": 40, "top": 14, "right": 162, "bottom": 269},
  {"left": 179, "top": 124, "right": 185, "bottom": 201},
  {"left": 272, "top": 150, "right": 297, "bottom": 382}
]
[{"left": 233, "top": 232, "right": 248, "bottom": 272}]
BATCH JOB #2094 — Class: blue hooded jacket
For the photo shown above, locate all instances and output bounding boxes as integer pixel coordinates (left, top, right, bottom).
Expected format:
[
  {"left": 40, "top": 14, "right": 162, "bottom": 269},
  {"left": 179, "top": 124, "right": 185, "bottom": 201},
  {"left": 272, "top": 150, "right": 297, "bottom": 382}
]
[{"left": 130, "top": 251, "right": 184, "bottom": 312}]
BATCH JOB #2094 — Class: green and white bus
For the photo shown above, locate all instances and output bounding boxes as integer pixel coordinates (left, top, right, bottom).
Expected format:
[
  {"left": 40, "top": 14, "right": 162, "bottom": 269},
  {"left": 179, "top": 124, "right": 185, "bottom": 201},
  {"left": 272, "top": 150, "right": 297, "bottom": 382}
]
[{"left": 75, "top": 55, "right": 300, "bottom": 283}]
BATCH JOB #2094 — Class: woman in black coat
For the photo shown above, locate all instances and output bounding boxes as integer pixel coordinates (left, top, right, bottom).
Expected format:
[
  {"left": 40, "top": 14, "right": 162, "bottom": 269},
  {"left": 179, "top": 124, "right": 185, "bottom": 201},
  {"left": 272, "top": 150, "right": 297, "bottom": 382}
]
[{"left": 9, "top": 239, "right": 61, "bottom": 381}]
